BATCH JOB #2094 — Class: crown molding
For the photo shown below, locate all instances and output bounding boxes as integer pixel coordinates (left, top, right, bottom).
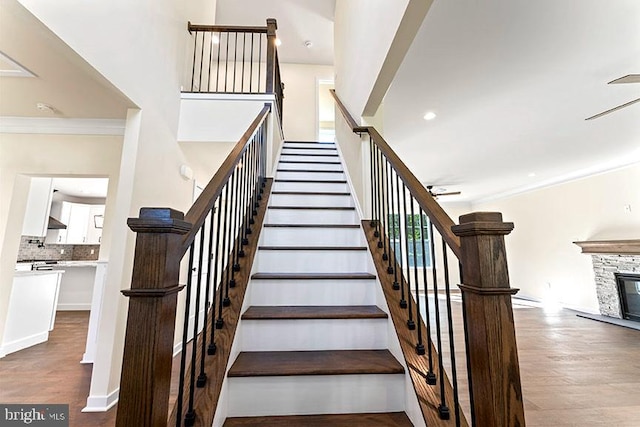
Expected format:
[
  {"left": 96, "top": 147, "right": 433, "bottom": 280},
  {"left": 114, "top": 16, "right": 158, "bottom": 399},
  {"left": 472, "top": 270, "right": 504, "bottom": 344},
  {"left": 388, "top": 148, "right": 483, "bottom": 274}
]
[{"left": 0, "top": 117, "right": 126, "bottom": 135}]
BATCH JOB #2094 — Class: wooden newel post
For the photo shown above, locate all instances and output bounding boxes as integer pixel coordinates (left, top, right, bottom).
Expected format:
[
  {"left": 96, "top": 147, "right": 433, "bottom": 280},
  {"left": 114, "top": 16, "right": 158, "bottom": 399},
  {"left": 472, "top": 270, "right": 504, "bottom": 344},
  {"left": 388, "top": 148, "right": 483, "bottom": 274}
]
[
  {"left": 265, "top": 18, "right": 277, "bottom": 94},
  {"left": 451, "top": 212, "right": 526, "bottom": 427},
  {"left": 116, "top": 208, "right": 191, "bottom": 427}
]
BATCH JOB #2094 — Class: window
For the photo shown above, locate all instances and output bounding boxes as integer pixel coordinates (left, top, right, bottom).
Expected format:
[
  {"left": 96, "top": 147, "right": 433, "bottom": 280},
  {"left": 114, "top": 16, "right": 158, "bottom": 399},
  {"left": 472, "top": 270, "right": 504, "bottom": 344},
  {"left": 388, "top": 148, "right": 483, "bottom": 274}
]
[{"left": 389, "top": 213, "right": 431, "bottom": 268}]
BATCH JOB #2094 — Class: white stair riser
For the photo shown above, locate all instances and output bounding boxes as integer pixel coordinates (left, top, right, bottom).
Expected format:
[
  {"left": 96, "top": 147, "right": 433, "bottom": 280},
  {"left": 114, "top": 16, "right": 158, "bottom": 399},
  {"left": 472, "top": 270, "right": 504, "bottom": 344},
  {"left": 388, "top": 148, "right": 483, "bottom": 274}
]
[
  {"left": 265, "top": 209, "right": 358, "bottom": 224},
  {"left": 278, "top": 162, "right": 343, "bottom": 171},
  {"left": 269, "top": 194, "right": 353, "bottom": 208},
  {"left": 255, "top": 250, "right": 368, "bottom": 273},
  {"left": 282, "top": 149, "right": 338, "bottom": 156},
  {"left": 240, "top": 318, "right": 388, "bottom": 351},
  {"left": 249, "top": 279, "right": 377, "bottom": 306},
  {"left": 260, "top": 227, "right": 364, "bottom": 246},
  {"left": 279, "top": 155, "right": 339, "bottom": 163},
  {"left": 227, "top": 374, "right": 405, "bottom": 417},
  {"left": 272, "top": 181, "right": 349, "bottom": 193},
  {"left": 276, "top": 171, "right": 345, "bottom": 181},
  {"left": 284, "top": 143, "right": 336, "bottom": 149}
]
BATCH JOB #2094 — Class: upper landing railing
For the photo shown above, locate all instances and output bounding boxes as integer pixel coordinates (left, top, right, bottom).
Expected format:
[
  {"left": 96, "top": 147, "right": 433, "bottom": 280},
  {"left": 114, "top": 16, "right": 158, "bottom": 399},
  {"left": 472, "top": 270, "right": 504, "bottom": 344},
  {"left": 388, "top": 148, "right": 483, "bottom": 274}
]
[
  {"left": 331, "top": 89, "right": 526, "bottom": 427},
  {"left": 186, "top": 19, "right": 284, "bottom": 126}
]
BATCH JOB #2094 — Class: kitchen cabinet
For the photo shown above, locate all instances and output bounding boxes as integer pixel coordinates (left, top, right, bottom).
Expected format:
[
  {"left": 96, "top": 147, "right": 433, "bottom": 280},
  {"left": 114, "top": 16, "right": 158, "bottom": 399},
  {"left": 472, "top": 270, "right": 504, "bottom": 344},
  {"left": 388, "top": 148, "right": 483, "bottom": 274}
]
[
  {"left": 46, "top": 201, "right": 105, "bottom": 244},
  {"left": 21, "top": 177, "right": 53, "bottom": 237}
]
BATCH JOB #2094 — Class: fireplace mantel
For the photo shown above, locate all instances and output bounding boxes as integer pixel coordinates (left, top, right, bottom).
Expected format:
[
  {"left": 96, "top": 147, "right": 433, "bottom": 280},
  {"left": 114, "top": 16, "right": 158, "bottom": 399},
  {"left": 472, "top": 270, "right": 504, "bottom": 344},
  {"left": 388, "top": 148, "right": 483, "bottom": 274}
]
[{"left": 573, "top": 239, "right": 640, "bottom": 255}]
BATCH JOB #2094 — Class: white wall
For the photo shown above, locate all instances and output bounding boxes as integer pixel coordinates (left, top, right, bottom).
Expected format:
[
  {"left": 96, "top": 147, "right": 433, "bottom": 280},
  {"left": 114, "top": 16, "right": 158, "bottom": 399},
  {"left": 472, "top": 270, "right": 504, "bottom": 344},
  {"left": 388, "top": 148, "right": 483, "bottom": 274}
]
[
  {"left": 473, "top": 163, "right": 640, "bottom": 313},
  {"left": 334, "top": 0, "right": 431, "bottom": 117},
  {"left": 279, "top": 63, "right": 334, "bottom": 141}
]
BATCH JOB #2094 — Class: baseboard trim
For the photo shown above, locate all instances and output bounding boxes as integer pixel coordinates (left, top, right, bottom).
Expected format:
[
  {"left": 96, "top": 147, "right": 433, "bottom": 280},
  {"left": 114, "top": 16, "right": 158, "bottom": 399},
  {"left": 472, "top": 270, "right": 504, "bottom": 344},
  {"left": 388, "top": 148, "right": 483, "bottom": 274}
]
[
  {"left": 0, "top": 331, "right": 49, "bottom": 358},
  {"left": 57, "top": 303, "right": 92, "bottom": 311},
  {"left": 82, "top": 388, "right": 119, "bottom": 412}
]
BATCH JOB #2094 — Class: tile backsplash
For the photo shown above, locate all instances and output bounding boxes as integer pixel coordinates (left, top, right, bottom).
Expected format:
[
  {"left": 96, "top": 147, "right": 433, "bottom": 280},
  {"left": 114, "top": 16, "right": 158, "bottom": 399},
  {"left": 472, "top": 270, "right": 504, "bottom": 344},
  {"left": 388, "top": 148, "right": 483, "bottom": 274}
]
[{"left": 17, "top": 236, "right": 100, "bottom": 262}]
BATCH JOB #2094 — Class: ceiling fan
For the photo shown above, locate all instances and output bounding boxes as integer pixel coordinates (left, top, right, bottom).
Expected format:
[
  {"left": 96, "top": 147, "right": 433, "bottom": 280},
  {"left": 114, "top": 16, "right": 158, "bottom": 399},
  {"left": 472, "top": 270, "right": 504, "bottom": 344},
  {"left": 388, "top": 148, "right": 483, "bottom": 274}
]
[
  {"left": 585, "top": 74, "right": 640, "bottom": 120},
  {"left": 426, "top": 185, "right": 461, "bottom": 199}
]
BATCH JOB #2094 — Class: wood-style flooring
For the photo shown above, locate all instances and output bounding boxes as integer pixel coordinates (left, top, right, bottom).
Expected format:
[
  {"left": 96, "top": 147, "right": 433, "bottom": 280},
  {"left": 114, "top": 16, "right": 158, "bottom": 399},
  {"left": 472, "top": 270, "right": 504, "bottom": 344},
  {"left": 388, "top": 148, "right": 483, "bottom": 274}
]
[{"left": 1, "top": 304, "right": 639, "bottom": 426}]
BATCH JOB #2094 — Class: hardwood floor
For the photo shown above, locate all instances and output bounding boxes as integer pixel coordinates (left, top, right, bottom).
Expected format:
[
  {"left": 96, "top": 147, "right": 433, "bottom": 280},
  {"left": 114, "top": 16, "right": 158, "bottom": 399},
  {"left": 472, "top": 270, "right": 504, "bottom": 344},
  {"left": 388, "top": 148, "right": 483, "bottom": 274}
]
[
  {"left": 1, "top": 304, "right": 639, "bottom": 426},
  {"left": 0, "top": 311, "right": 116, "bottom": 426}
]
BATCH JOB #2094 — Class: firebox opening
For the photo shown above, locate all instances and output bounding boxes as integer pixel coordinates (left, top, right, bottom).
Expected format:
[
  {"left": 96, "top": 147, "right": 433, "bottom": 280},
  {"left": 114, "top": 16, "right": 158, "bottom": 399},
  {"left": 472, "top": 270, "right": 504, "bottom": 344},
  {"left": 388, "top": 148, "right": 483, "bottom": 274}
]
[{"left": 615, "top": 273, "right": 640, "bottom": 322}]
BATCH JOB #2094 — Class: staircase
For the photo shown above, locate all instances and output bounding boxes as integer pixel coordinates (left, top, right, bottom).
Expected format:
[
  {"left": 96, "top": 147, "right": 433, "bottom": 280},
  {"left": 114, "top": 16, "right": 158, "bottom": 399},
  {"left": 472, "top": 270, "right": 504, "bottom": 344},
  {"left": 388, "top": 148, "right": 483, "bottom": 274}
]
[{"left": 221, "top": 141, "right": 415, "bottom": 426}]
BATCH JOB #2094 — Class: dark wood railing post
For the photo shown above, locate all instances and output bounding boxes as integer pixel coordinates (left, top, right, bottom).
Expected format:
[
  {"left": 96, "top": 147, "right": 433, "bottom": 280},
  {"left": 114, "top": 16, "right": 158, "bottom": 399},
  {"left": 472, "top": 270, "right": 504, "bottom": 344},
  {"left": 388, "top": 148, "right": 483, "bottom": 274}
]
[
  {"left": 452, "top": 212, "right": 525, "bottom": 427},
  {"left": 265, "top": 18, "right": 277, "bottom": 94},
  {"left": 116, "top": 208, "right": 191, "bottom": 427}
]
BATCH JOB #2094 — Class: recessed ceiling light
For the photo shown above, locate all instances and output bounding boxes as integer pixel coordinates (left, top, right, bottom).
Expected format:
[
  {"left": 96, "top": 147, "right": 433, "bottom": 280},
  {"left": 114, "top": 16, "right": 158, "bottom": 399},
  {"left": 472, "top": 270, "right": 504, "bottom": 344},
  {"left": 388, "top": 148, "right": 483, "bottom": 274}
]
[
  {"left": 423, "top": 112, "right": 436, "bottom": 121},
  {"left": 304, "top": 40, "right": 313, "bottom": 48},
  {"left": 275, "top": 38, "right": 282, "bottom": 46}
]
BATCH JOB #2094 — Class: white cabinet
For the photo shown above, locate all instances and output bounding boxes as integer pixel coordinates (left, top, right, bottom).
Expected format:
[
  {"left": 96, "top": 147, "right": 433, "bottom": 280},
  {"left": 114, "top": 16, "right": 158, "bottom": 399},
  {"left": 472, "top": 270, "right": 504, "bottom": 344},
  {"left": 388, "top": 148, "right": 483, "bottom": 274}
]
[
  {"left": 21, "top": 178, "right": 54, "bottom": 237},
  {"left": 46, "top": 202, "right": 105, "bottom": 245}
]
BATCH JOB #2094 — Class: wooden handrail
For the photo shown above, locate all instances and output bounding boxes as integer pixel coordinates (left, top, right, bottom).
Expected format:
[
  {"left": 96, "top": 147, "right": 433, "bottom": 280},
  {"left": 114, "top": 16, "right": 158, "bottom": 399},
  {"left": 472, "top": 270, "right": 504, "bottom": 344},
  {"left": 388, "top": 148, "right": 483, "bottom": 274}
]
[
  {"left": 180, "top": 104, "right": 271, "bottom": 254},
  {"left": 188, "top": 22, "right": 268, "bottom": 34},
  {"left": 330, "top": 89, "right": 461, "bottom": 258}
]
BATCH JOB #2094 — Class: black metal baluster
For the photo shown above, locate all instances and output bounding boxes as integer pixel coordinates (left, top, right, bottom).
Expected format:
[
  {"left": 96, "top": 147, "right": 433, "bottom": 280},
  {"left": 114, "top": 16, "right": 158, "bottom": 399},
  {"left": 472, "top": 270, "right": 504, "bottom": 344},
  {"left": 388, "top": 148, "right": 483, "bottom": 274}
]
[
  {"left": 403, "top": 185, "right": 414, "bottom": 326},
  {"left": 390, "top": 168, "right": 400, "bottom": 290},
  {"left": 184, "top": 224, "right": 206, "bottom": 425},
  {"left": 459, "top": 264, "right": 476, "bottom": 426},
  {"left": 372, "top": 143, "right": 380, "bottom": 237},
  {"left": 429, "top": 221, "right": 450, "bottom": 420},
  {"left": 190, "top": 31, "right": 197, "bottom": 91},
  {"left": 396, "top": 175, "right": 407, "bottom": 308},
  {"left": 258, "top": 33, "right": 262, "bottom": 92},
  {"left": 442, "top": 239, "right": 461, "bottom": 426},
  {"left": 229, "top": 167, "right": 239, "bottom": 288},
  {"left": 198, "top": 209, "right": 215, "bottom": 381},
  {"left": 376, "top": 148, "right": 384, "bottom": 249},
  {"left": 222, "top": 174, "right": 233, "bottom": 307},
  {"left": 241, "top": 33, "right": 246, "bottom": 92},
  {"left": 224, "top": 32, "right": 230, "bottom": 92},
  {"left": 420, "top": 208, "right": 437, "bottom": 385},
  {"left": 232, "top": 159, "right": 242, "bottom": 273},
  {"left": 198, "top": 31, "right": 205, "bottom": 93},
  {"left": 207, "top": 32, "right": 214, "bottom": 92},
  {"left": 232, "top": 32, "right": 238, "bottom": 93},
  {"left": 385, "top": 160, "right": 394, "bottom": 274},
  {"left": 249, "top": 33, "right": 254, "bottom": 92},
  {"left": 247, "top": 139, "right": 257, "bottom": 228},
  {"left": 239, "top": 150, "right": 249, "bottom": 254},
  {"left": 175, "top": 243, "right": 195, "bottom": 427},
  {"left": 369, "top": 138, "right": 375, "bottom": 229},
  {"left": 216, "top": 183, "right": 228, "bottom": 328},
  {"left": 209, "top": 195, "right": 223, "bottom": 348},
  {"left": 380, "top": 155, "right": 389, "bottom": 259},
  {"left": 412, "top": 204, "right": 425, "bottom": 354},
  {"left": 215, "top": 32, "right": 221, "bottom": 91}
]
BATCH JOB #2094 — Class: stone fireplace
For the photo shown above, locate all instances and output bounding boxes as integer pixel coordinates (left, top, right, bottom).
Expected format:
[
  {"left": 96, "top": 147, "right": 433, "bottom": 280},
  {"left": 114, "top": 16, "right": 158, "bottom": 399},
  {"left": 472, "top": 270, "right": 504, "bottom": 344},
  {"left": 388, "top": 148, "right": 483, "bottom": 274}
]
[{"left": 574, "top": 240, "right": 640, "bottom": 320}]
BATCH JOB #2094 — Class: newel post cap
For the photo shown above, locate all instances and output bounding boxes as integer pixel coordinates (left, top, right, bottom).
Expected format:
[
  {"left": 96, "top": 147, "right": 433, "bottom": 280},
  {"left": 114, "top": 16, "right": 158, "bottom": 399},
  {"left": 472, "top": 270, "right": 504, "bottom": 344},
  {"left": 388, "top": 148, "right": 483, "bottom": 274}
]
[
  {"left": 127, "top": 207, "right": 192, "bottom": 234},
  {"left": 452, "top": 211, "right": 514, "bottom": 237}
]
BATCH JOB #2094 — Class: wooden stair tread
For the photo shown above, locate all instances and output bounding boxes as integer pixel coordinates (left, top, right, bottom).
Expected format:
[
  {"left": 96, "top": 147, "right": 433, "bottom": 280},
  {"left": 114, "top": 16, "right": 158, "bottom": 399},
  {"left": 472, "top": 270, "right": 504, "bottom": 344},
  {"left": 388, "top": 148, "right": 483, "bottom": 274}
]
[
  {"left": 268, "top": 206, "right": 355, "bottom": 210},
  {"left": 223, "top": 412, "right": 414, "bottom": 426},
  {"left": 274, "top": 179, "right": 347, "bottom": 183},
  {"left": 242, "top": 305, "right": 388, "bottom": 320},
  {"left": 276, "top": 169, "right": 343, "bottom": 173},
  {"left": 271, "top": 191, "right": 351, "bottom": 196},
  {"left": 251, "top": 272, "right": 376, "bottom": 280},
  {"left": 279, "top": 160, "right": 342, "bottom": 164},
  {"left": 258, "top": 246, "right": 367, "bottom": 251},
  {"left": 228, "top": 350, "right": 404, "bottom": 377},
  {"left": 280, "top": 153, "right": 339, "bottom": 157},
  {"left": 263, "top": 224, "right": 360, "bottom": 228}
]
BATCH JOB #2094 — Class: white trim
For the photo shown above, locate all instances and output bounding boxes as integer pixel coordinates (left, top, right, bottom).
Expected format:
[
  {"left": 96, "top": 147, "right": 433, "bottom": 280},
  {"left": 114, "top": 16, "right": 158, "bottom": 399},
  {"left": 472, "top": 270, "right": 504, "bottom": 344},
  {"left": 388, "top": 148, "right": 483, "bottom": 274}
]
[
  {"left": 82, "top": 388, "right": 119, "bottom": 412},
  {"left": 0, "top": 332, "right": 49, "bottom": 358},
  {"left": 474, "top": 158, "right": 640, "bottom": 205},
  {"left": 181, "top": 92, "right": 276, "bottom": 102},
  {"left": 0, "top": 117, "right": 126, "bottom": 135},
  {"left": 56, "top": 303, "right": 92, "bottom": 311},
  {"left": 0, "top": 51, "right": 36, "bottom": 78}
]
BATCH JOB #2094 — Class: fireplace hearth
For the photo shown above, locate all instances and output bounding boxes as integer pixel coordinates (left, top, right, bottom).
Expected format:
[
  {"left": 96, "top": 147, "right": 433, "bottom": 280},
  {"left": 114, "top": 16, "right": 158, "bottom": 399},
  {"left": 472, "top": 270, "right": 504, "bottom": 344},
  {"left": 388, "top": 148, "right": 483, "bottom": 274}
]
[{"left": 616, "top": 273, "right": 640, "bottom": 322}]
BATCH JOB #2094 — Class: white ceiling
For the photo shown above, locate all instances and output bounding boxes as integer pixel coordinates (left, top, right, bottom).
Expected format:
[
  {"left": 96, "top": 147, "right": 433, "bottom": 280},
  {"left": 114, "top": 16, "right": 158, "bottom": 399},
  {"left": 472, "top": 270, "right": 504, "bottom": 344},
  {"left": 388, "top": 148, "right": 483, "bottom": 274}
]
[
  {"left": 52, "top": 178, "right": 109, "bottom": 198},
  {"left": 0, "top": 0, "right": 135, "bottom": 118},
  {"left": 384, "top": 0, "right": 640, "bottom": 203},
  {"left": 215, "top": 0, "right": 335, "bottom": 65}
]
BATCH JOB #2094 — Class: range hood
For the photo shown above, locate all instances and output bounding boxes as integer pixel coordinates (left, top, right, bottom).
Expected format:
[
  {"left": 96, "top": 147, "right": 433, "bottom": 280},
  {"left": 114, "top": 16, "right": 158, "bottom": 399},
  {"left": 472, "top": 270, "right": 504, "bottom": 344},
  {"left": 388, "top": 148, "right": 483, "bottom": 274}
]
[{"left": 47, "top": 216, "right": 67, "bottom": 229}]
